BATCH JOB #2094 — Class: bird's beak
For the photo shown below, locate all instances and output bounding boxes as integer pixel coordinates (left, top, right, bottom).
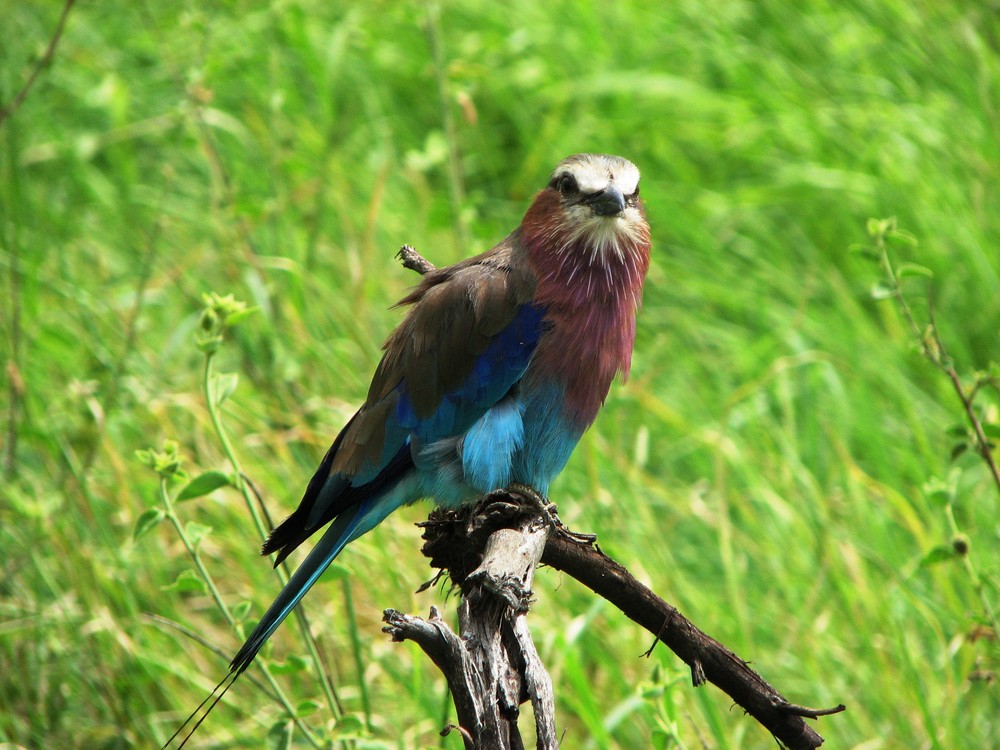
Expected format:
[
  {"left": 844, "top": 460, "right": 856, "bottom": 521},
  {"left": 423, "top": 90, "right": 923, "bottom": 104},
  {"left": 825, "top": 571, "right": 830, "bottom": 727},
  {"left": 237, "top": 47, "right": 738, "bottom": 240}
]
[{"left": 585, "top": 186, "right": 626, "bottom": 217}]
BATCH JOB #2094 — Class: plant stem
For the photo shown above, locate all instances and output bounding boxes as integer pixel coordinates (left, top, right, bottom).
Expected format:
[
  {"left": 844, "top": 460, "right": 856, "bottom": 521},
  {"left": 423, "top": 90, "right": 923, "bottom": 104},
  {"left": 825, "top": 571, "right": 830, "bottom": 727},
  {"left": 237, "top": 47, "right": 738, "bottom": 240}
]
[
  {"left": 877, "top": 232, "right": 1000, "bottom": 494},
  {"left": 874, "top": 223, "right": 1000, "bottom": 637},
  {"left": 937, "top": 356, "right": 1000, "bottom": 495},
  {"left": 944, "top": 503, "right": 1000, "bottom": 638},
  {"left": 161, "top": 476, "right": 235, "bottom": 626},
  {"left": 203, "top": 351, "right": 267, "bottom": 537},
  {"left": 342, "top": 579, "right": 372, "bottom": 732}
]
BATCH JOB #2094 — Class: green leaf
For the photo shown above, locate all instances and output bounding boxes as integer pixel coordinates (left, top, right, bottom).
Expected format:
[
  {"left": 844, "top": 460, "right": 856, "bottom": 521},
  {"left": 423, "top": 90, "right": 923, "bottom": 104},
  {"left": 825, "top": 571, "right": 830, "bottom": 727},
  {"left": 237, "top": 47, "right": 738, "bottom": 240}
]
[
  {"left": 162, "top": 569, "right": 208, "bottom": 594},
  {"left": 211, "top": 372, "right": 240, "bottom": 405},
  {"left": 848, "top": 243, "right": 880, "bottom": 262},
  {"left": 184, "top": 521, "right": 213, "bottom": 547},
  {"left": 886, "top": 228, "right": 918, "bottom": 246},
  {"left": 923, "top": 486, "right": 952, "bottom": 507},
  {"left": 866, "top": 217, "right": 890, "bottom": 238},
  {"left": 897, "top": 262, "right": 933, "bottom": 279},
  {"left": 135, "top": 440, "right": 184, "bottom": 478},
  {"left": 950, "top": 442, "right": 969, "bottom": 461},
  {"left": 919, "top": 545, "right": 955, "bottom": 568},
  {"left": 640, "top": 683, "right": 666, "bottom": 699},
  {"left": 944, "top": 424, "right": 969, "bottom": 438},
  {"left": 133, "top": 508, "right": 165, "bottom": 541},
  {"left": 177, "top": 470, "right": 232, "bottom": 501},
  {"left": 922, "top": 473, "right": 957, "bottom": 506},
  {"left": 295, "top": 700, "right": 322, "bottom": 717},
  {"left": 196, "top": 332, "right": 223, "bottom": 354}
]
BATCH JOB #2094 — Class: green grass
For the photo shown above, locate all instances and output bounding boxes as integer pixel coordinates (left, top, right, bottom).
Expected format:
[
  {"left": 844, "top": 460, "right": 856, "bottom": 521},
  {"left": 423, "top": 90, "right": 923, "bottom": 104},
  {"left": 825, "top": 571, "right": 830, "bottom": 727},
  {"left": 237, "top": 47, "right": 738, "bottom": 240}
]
[{"left": 2, "top": 1, "right": 999, "bottom": 748}]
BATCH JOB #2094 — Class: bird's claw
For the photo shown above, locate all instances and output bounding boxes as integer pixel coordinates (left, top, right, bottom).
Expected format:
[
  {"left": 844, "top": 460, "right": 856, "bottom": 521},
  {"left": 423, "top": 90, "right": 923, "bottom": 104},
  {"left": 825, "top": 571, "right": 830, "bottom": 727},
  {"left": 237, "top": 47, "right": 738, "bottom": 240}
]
[{"left": 506, "top": 482, "right": 558, "bottom": 531}]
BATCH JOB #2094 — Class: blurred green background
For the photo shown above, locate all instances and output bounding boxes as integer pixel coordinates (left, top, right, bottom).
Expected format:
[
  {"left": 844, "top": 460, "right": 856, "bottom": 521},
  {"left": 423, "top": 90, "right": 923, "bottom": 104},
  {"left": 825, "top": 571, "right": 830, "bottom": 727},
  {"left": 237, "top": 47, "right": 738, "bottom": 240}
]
[{"left": 2, "top": 1, "right": 998, "bottom": 748}]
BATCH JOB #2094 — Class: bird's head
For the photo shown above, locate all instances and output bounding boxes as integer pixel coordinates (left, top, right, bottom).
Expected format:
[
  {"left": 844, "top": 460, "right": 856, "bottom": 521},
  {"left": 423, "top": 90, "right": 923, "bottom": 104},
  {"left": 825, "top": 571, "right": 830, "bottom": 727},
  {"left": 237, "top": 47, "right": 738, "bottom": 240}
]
[
  {"left": 520, "top": 153, "right": 649, "bottom": 265},
  {"left": 519, "top": 153, "right": 650, "bottom": 310}
]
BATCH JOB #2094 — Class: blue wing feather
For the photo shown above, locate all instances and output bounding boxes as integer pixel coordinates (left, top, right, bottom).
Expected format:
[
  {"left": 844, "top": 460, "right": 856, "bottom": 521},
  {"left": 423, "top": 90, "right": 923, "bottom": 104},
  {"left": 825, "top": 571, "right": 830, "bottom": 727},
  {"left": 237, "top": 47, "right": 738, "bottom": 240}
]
[{"left": 397, "top": 303, "right": 544, "bottom": 441}]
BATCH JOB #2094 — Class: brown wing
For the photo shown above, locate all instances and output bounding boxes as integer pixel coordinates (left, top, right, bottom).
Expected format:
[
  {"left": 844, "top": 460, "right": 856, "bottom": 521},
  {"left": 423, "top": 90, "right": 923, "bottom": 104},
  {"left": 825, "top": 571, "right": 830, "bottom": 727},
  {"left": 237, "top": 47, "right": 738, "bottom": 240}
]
[{"left": 329, "top": 237, "right": 537, "bottom": 478}]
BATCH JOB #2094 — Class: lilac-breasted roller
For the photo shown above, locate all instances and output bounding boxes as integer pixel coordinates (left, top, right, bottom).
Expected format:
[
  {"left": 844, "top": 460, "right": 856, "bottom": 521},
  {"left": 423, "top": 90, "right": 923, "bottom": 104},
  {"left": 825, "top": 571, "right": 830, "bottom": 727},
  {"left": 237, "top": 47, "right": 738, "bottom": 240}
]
[{"left": 232, "top": 153, "right": 650, "bottom": 675}]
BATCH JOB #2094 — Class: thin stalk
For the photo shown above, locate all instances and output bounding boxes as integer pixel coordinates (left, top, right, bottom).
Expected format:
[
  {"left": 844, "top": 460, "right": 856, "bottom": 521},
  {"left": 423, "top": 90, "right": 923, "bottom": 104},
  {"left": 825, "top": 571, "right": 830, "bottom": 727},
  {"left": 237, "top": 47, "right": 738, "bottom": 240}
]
[
  {"left": 944, "top": 503, "right": 1000, "bottom": 638},
  {"left": 202, "top": 350, "right": 344, "bottom": 729},
  {"left": 932, "top": 327, "right": 1000, "bottom": 494},
  {"left": 3, "top": 119, "right": 22, "bottom": 481},
  {"left": 341, "top": 579, "right": 372, "bottom": 732},
  {"left": 876, "top": 232, "right": 1000, "bottom": 492},
  {"left": 160, "top": 476, "right": 238, "bottom": 626},
  {"left": 203, "top": 351, "right": 269, "bottom": 538}
]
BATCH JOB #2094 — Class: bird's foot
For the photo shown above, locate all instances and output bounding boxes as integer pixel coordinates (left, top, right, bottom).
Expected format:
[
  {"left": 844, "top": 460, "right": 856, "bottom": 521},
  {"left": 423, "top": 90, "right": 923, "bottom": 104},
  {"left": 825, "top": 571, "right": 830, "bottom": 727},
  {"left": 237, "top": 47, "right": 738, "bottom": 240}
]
[{"left": 506, "top": 482, "right": 558, "bottom": 531}]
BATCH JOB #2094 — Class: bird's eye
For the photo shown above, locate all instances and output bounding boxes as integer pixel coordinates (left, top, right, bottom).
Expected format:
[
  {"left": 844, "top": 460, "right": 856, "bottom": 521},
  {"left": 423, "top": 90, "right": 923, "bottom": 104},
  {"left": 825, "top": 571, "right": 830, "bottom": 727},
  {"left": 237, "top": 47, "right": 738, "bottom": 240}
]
[{"left": 553, "top": 173, "right": 578, "bottom": 196}]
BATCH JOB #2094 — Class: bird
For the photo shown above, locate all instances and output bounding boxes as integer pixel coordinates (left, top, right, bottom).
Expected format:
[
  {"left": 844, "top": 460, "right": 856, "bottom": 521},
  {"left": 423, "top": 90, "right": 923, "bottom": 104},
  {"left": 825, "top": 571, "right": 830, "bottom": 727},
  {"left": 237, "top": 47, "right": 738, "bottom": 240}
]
[{"left": 165, "top": 153, "right": 650, "bottom": 747}]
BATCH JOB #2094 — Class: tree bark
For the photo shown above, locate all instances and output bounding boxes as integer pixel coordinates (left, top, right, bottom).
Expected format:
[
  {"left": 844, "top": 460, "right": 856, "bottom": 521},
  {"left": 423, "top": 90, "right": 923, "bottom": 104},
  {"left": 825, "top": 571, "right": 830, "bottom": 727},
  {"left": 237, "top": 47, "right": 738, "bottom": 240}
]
[{"left": 384, "top": 498, "right": 559, "bottom": 749}]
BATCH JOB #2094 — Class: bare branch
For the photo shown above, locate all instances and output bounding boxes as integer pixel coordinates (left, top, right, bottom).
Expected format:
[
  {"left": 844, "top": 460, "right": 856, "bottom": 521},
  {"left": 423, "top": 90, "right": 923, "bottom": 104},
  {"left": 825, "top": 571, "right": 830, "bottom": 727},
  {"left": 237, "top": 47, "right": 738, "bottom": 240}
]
[
  {"left": 397, "top": 244, "right": 437, "bottom": 275},
  {"left": 541, "top": 520, "right": 844, "bottom": 748}
]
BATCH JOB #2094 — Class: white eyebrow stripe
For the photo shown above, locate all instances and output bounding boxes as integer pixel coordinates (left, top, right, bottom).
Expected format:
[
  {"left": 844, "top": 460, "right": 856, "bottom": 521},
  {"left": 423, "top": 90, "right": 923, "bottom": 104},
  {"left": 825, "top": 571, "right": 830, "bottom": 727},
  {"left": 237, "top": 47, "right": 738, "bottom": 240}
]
[
  {"left": 614, "top": 164, "right": 639, "bottom": 195},
  {"left": 554, "top": 154, "right": 641, "bottom": 196},
  {"left": 611, "top": 169, "right": 639, "bottom": 195},
  {"left": 574, "top": 169, "right": 610, "bottom": 194}
]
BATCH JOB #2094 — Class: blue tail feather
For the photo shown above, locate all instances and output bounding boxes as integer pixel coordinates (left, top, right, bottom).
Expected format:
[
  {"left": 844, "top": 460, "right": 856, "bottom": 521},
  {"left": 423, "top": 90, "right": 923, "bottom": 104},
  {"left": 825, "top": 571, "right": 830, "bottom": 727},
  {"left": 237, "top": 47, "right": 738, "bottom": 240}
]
[{"left": 229, "top": 483, "right": 414, "bottom": 674}]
